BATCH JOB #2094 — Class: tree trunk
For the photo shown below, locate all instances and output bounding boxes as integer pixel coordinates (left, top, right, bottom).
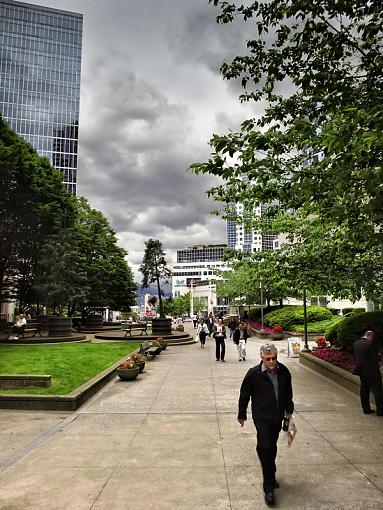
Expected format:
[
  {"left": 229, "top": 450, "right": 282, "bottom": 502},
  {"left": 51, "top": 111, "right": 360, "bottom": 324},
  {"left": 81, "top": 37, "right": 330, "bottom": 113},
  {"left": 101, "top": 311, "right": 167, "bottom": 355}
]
[{"left": 156, "top": 275, "right": 164, "bottom": 318}]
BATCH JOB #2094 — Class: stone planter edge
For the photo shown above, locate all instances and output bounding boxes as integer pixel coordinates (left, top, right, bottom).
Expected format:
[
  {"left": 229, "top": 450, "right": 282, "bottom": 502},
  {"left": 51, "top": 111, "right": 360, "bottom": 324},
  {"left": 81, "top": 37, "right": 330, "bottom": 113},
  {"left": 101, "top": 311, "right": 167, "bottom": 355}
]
[
  {"left": 299, "top": 351, "right": 361, "bottom": 397},
  {"left": 0, "top": 348, "right": 143, "bottom": 411}
]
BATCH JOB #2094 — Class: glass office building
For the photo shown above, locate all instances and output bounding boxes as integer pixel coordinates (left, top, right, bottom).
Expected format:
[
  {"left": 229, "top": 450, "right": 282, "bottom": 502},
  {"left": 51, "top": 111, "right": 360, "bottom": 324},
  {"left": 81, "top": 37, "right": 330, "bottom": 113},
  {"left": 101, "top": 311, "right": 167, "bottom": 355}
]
[{"left": 0, "top": 0, "right": 82, "bottom": 194}]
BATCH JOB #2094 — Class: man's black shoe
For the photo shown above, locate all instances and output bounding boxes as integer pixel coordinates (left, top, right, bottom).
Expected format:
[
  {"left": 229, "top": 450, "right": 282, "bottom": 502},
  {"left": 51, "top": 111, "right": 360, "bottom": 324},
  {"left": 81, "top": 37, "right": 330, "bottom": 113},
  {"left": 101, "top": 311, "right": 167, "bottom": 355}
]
[
  {"left": 363, "top": 410, "right": 374, "bottom": 414},
  {"left": 264, "top": 492, "right": 275, "bottom": 506},
  {"left": 274, "top": 480, "right": 280, "bottom": 489}
]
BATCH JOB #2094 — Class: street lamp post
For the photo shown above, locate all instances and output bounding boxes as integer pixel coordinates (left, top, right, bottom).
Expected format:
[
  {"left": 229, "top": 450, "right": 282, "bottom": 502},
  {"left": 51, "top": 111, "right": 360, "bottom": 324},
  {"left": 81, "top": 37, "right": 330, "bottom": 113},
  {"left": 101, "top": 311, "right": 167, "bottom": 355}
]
[
  {"left": 208, "top": 279, "right": 213, "bottom": 315},
  {"left": 190, "top": 279, "right": 194, "bottom": 319},
  {"left": 301, "top": 288, "right": 310, "bottom": 351},
  {"left": 260, "top": 280, "right": 264, "bottom": 331}
]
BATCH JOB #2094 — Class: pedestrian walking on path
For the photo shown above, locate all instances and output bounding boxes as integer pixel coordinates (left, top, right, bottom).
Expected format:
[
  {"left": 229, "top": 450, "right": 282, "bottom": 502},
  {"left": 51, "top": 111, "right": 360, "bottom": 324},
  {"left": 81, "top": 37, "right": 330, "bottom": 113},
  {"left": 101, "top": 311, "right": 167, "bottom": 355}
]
[
  {"left": 353, "top": 330, "right": 383, "bottom": 416},
  {"left": 233, "top": 321, "right": 248, "bottom": 361},
  {"left": 213, "top": 317, "right": 226, "bottom": 362},
  {"left": 238, "top": 342, "right": 294, "bottom": 507},
  {"left": 196, "top": 318, "right": 209, "bottom": 348}
]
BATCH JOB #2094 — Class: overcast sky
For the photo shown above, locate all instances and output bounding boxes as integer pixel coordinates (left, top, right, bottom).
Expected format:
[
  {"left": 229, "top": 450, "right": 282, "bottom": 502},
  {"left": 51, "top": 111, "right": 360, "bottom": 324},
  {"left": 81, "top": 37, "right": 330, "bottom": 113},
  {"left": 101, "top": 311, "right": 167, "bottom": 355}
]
[{"left": 31, "top": 0, "right": 262, "bottom": 281}]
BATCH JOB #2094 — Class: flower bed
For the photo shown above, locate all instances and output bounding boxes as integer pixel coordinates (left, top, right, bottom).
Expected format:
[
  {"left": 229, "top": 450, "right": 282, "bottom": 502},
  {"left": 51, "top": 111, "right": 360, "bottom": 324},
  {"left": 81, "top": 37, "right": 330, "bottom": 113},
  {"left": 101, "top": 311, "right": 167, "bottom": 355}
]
[
  {"left": 249, "top": 320, "right": 300, "bottom": 335},
  {"left": 310, "top": 347, "right": 356, "bottom": 373},
  {"left": 311, "top": 347, "right": 383, "bottom": 373}
]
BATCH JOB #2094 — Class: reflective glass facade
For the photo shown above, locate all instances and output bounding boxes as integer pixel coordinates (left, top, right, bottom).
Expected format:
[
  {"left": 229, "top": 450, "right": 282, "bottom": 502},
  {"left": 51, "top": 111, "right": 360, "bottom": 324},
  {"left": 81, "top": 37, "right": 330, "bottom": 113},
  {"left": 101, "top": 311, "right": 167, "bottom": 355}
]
[{"left": 0, "top": 0, "right": 82, "bottom": 194}]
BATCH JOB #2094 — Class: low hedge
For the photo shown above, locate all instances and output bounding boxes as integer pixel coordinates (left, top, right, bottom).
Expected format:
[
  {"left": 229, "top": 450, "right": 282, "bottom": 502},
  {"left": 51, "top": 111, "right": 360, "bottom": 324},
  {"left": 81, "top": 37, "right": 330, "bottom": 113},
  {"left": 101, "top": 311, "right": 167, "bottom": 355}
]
[
  {"left": 334, "top": 311, "right": 383, "bottom": 350},
  {"left": 264, "top": 306, "right": 333, "bottom": 330},
  {"left": 341, "top": 307, "right": 365, "bottom": 316},
  {"left": 248, "top": 306, "right": 280, "bottom": 321}
]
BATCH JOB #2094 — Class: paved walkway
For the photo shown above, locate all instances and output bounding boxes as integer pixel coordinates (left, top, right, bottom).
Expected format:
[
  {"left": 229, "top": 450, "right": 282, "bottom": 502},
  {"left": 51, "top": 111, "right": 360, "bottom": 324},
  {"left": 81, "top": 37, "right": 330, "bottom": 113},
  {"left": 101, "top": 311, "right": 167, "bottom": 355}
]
[{"left": 0, "top": 325, "right": 383, "bottom": 509}]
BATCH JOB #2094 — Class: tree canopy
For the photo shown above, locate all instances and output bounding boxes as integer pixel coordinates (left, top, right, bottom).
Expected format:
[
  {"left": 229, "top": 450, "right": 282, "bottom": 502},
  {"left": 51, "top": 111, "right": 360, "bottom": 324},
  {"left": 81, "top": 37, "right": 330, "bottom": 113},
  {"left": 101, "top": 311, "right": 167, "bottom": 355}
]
[
  {"left": 191, "top": 0, "right": 383, "bottom": 302},
  {"left": 0, "top": 114, "right": 75, "bottom": 309},
  {"left": 0, "top": 116, "right": 136, "bottom": 316}
]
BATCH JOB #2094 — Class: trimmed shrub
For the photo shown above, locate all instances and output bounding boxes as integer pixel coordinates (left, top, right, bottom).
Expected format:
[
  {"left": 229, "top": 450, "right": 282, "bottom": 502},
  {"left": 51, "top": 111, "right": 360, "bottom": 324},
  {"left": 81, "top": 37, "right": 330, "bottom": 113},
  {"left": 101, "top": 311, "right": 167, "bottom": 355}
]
[
  {"left": 328, "top": 308, "right": 341, "bottom": 316},
  {"left": 325, "top": 317, "right": 345, "bottom": 344},
  {"left": 291, "top": 317, "right": 340, "bottom": 334},
  {"left": 335, "top": 311, "right": 383, "bottom": 350},
  {"left": 342, "top": 307, "right": 365, "bottom": 316},
  {"left": 264, "top": 306, "right": 333, "bottom": 330},
  {"left": 248, "top": 308, "right": 261, "bottom": 320},
  {"left": 248, "top": 306, "right": 279, "bottom": 321}
]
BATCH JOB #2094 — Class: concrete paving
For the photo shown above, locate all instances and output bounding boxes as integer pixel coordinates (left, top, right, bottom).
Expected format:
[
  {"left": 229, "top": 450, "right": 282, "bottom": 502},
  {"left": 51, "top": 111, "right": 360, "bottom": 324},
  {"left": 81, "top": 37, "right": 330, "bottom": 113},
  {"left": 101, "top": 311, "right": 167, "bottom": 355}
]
[{"left": 0, "top": 324, "right": 382, "bottom": 509}]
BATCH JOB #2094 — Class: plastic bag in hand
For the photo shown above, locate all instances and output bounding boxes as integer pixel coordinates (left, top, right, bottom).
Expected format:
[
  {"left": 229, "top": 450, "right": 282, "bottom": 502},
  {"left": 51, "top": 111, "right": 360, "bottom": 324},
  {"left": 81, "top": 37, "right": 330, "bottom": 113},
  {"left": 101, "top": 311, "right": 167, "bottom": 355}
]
[{"left": 287, "top": 416, "right": 297, "bottom": 447}]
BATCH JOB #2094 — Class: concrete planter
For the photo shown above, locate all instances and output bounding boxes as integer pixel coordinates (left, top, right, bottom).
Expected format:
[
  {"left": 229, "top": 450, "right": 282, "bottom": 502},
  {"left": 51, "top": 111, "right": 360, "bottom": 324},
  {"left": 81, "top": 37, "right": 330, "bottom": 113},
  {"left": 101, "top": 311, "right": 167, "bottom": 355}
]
[
  {"left": 48, "top": 317, "right": 73, "bottom": 337},
  {"left": 271, "top": 332, "right": 284, "bottom": 340},
  {"left": 116, "top": 366, "right": 140, "bottom": 381},
  {"left": 299, "top": 351, "right": 361, "bottom": 397},
  {"left": 152, "top": 318, "right": 172, "bottom": 335},
  {"left": 84, "top": 315, "right": 103, "bottom": 330}
]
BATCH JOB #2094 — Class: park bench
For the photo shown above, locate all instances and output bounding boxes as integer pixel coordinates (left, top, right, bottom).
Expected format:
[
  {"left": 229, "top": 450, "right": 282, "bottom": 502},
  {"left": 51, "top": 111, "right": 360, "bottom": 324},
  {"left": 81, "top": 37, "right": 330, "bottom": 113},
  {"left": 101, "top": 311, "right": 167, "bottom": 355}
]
[
  {"left": 123, "top": 322, "right": 148, "bottom": 337},
  {"left": 139, "top": 340, "right": 162, "bottom": 357},
  {"left": 8, "top": 322, "right": 41, "bottom": 340},
  {"left": 21, "top": 322, "right": 42, "bottom": 338}
]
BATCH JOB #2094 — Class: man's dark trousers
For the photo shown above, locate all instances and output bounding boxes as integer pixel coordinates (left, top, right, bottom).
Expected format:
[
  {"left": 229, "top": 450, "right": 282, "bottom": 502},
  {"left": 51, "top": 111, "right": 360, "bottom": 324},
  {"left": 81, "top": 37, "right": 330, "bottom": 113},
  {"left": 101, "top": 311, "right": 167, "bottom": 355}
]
[
  {"left": 215, "top": 337, "right": 225, "bottom": 360},
  {"left": 254, "top": 418, "right": 281, "bottom": 493},
  {"left": 360, "top": 372, "right": 383, "bottom": 414}
]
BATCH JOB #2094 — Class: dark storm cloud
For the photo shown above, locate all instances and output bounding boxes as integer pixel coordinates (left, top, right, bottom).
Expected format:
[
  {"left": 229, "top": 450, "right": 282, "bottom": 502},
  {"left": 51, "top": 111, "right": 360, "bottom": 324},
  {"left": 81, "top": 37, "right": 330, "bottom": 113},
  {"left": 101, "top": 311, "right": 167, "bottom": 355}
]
[{"left": 31, "top": 0, "right": 253, "bottom": 276}]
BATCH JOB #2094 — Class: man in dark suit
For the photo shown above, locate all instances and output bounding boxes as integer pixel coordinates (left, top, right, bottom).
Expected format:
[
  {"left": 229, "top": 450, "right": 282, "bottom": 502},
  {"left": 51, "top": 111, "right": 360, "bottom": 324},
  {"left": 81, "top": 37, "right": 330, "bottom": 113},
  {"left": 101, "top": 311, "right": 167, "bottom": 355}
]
[
  {"left": 353, "top": 330, "right": 383, "bottom": 416},
  {"left": 238, "top": 343, "right": 294, "bottom": 506}
]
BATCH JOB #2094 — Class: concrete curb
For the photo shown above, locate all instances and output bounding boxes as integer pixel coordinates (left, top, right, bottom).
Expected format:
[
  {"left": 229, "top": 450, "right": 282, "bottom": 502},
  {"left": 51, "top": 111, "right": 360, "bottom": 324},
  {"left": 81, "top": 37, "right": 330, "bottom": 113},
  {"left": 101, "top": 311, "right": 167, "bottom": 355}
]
[
  {"left": 299, "top": 351, "right": 361, "bottom": 396},
  {"left": 0, "top": 350, "right": 142, "bottom": 411}
]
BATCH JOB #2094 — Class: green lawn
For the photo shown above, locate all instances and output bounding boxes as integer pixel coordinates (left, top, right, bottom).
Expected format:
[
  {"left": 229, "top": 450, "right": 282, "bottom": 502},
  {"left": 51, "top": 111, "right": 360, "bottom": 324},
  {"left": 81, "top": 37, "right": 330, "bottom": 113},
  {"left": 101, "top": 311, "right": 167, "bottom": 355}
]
[{"left": 0, "top": 342, "right": 139, "bottom": 395}]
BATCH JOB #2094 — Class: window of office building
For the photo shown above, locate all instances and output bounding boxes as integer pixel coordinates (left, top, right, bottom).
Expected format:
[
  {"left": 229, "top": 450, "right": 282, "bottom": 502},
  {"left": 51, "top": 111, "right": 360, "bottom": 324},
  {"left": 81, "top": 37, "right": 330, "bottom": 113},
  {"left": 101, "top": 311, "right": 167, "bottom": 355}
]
[{"left": 0, "top": 0, "right": 82, "bottom": 194}]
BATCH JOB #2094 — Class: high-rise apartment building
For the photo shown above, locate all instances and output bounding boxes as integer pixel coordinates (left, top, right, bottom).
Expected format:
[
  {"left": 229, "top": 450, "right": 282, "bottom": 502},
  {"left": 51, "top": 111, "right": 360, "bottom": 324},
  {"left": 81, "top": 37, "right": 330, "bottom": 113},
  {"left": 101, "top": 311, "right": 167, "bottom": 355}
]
[
  {"left": 0, "top": 0, "right": 82, "bottom": 193},
  {"left": 227, "top": 203, "right": 276, "bottom": 253}
]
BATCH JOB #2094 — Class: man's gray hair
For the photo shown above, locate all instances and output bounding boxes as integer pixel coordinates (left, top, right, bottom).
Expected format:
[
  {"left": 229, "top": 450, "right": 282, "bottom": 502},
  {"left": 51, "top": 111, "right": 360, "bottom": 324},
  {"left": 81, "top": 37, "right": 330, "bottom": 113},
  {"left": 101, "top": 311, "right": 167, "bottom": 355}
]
[{"left": 260, "top": 343, "right": 278, "bottom": 357}]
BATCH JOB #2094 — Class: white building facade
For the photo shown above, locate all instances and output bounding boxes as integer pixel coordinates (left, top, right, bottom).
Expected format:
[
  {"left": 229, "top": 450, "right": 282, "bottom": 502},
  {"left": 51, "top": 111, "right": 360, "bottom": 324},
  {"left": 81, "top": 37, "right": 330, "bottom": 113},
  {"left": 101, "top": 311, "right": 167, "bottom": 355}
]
[
  {"left": 227, "top": 203, "right": 276, "bottom": 253},
  {"left": 171, "top": 244, "right": 230, "bottom": 314}
]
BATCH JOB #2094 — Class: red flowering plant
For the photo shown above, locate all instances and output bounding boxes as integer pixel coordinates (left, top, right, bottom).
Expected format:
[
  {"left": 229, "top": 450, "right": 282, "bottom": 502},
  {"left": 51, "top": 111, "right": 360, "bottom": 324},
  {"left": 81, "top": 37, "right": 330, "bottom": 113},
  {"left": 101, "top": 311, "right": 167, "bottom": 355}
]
[
  {"left": 311, "top": 348, "right": 356, "bottom": 373},
  {"left": 312, "top": 347, "right": 383, "bottom": 373},
  {"left": 316, "top": 337, "right": 327, "bottom": 348},
  {"left": 272, "top": 325, "right": 283, "bottom": 332}
]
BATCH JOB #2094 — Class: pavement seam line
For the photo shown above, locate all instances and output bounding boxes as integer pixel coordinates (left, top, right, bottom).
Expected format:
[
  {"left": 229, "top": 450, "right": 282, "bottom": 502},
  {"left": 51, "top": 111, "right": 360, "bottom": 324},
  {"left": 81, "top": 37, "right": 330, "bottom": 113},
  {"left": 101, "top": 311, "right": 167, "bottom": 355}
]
[
  {"left": 0, "top": 412, "right": 80, "bottom": 474},
  {"left": 298, "top": 410, "right": 383, "bottom": 494},
  {"left": 209, "top": 339, "right": 234, "bottom": 510}
]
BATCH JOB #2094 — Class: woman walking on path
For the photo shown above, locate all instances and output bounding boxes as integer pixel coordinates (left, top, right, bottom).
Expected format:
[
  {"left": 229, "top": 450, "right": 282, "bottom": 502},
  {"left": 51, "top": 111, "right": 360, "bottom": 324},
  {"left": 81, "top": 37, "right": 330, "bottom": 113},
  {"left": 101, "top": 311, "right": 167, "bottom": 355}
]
[
  {"left": 213, "top": 317, "right": 226, "bottom": 361},
  {"left": 233, "top": 321, "right": 248, "bottom": 361},
  {"left": 197, "top": 318, "right": 209, "bottom": 348}
]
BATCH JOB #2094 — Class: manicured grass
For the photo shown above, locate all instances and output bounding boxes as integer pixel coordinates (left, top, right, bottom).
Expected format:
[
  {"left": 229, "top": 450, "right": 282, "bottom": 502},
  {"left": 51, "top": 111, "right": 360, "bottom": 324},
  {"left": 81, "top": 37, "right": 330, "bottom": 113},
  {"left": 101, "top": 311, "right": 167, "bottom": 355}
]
[{"left": 0, "top": 342, "right": 139, "bottom": 395}]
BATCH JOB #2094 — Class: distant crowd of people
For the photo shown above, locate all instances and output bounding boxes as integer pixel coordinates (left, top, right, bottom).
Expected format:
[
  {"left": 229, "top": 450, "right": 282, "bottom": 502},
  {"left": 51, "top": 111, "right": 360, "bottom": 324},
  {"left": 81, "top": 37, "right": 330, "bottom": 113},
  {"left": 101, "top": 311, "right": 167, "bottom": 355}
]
[{"left": 193, "top": 313, "right": 250, "bottom": 363}]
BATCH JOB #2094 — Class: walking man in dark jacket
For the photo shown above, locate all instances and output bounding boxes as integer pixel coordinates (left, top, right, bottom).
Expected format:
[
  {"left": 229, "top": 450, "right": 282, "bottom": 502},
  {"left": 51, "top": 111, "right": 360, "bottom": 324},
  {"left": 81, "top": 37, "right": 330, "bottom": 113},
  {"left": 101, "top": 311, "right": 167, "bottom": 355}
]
[
  {"left": 353, "top": 330, "right": 383, "bottom": 416},
  {"left": 238, "top": 343, "right": 294, "bottom": 506}
]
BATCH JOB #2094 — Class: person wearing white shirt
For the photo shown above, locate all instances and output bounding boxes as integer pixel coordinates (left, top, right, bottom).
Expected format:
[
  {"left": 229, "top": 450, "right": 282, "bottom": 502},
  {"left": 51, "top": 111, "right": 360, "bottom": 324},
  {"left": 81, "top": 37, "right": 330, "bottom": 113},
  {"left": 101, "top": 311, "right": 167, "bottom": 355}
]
[
  {"left": 196, "top": 318, "right": 209, "bottom": 348},
  {"left": 213, "top": 318, "right": 227, "bottom": 362}
]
